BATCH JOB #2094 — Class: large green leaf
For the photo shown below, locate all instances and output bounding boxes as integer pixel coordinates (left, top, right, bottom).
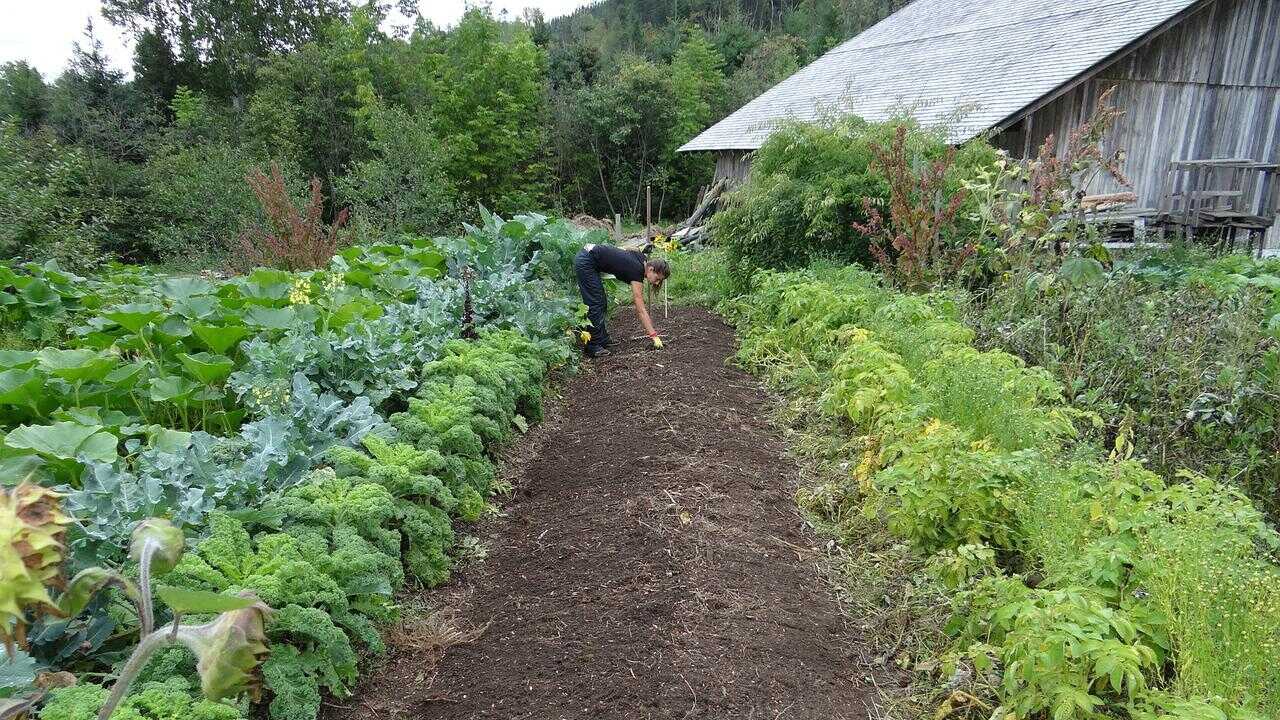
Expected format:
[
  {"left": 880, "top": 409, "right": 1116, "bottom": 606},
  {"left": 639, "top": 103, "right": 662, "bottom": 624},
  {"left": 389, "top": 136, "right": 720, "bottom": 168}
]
[
  {"left": 155, "top": 586, "right": 256, "bottom": 615},
  {"left": 18, "top": 280, "right": 59, "bottom": 309},
  {"left": 158, "top": 277, "right": 215, "bottom": 300},
  {"left": 0, "top": 649, "right": 37, "bottom": 692},
  {"left": 52, "top": 407, "right": 134, "bottom": 432},
  {"left": 172, "top": 295, "right": 220, "bottom": 320},
  {"left": 241, "top": 270, "right": 291, "bottom": 301},
  {"left": 1058, "top": 258, "right": 1106, "bottom": 288},
  {"left": 246, "top": 268, "right": 292, "bottom": 287},
  {"left": 191, "top": 323, "right": 250, "bottom": 354},
  {"left": 343, "top": 269, "right": 374, "bottom": 289},
  {"left": 3, "top": 422, "right": 118, "bottom": 463},
  {"left": 204, "top": 408, "right": 246, "bottom": 430},
  {"left": 500, "top": 220, "right": 529, "bottom": 239},
  {"left": 35, "top": 348, "right": 118, "bottom": 383},
  {"left": 244, "top": 306, "right": 296, "bottom": 330},
  {"left": 329, "top": 299, "right": 384, "bottom": 328},
  {"left": 407, "top": 248, "right": 445, "bottom": 277},
  {"left": 103, "top": 303, "right": 164, "bottom": 333},
  {"left": 148, "top": 375, "right": 196, "bottom": 403},
  {"left": 0, "top": 370, "right": 42, "bottom": 406},
  {"left": 105, "top": 363, "right": 146, "bottom": 390},
  {"left": 0, "top": 351, "right": 36, "bottom": 369},
  {"left": 178, "top": 352, "right": 235, "bottom": 385},
  {"left": 0, "top": 455, "right": 47, "bottom": 487},
  {"left": 145, "top": 426, "right": 193, "bottom": 454},
  {"left": 375, "top": 274, "right": 413, "bottom": 295},
  {"left": 155, "top": 316, "right": 193, "bottom": 343}
]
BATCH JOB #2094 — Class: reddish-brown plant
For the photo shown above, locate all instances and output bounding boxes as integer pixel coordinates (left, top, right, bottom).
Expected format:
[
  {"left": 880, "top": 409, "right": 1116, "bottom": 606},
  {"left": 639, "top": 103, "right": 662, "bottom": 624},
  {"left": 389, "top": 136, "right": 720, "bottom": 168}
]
[
  {"left": 852, "top": 124, "right": 970, "bottom": 290},
  {"left": 1024, "top": 86, "right": 1130, "bottom": 250},
  {"left": 231, "top": 163, "right": 348, "bottom": 272}
]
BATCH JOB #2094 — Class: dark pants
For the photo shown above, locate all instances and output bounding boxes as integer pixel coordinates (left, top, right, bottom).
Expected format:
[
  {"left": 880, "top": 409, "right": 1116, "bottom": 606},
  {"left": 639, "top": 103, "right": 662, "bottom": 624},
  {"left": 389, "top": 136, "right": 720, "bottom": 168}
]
[{"left": 574, "top": 249, "right": 609, "bottom": 354}]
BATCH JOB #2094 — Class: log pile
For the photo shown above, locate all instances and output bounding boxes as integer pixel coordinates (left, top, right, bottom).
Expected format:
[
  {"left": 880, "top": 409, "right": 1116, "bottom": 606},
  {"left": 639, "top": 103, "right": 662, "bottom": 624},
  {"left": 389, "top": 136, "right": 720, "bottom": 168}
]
[
  {"left": 576, "top": 177, "right": 733, "bottom": 252},
  {"left": 662, "top": 178, "right": 729, "bottom": 250}
]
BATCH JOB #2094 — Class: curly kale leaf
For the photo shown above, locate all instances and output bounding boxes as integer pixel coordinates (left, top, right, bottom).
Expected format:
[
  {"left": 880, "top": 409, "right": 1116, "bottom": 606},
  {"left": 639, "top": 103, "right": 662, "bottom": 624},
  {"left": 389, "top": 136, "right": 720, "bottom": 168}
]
[
  {"left": 167, "top": 514, "right": 345, "bottom": 614},
  {"left": 360, "top": 436, "right": 441, "bottom": 475},
  {"left": 272, "top": 468, "right": 398, "bottom": 542},
  {"left": 453, "top": 483, "right": 488, "bottom": 523},
  {"left": 266, "top": 604, "right": 357, "bottom": 696},
  {"left": 400, "top": 502, "right": 454, "bottom": 586},
  {"left": 39, "top": 677, "right": 244, "bottom": 720},
  {"left": 260, "top": 646, "right": 319, "bottom": 720},
  {"left": 366, "top": 464, "right": 456, "bottom": 510}
]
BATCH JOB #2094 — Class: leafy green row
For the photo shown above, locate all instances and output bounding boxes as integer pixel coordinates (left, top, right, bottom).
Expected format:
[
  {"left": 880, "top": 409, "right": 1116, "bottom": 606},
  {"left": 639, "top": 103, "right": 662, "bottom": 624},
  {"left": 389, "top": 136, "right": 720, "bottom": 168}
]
[
  {"left": 35, "top": 329, "right": 563, "bottom": 720},
  {"left": 0, "top": 211, "right": 586, "bottom": 562},
  {"left": 2, "top": 210, "right": 588, "bottom": 719},
  {"left": 728, "top": 265, "right": 1278, "bottom": 720}
]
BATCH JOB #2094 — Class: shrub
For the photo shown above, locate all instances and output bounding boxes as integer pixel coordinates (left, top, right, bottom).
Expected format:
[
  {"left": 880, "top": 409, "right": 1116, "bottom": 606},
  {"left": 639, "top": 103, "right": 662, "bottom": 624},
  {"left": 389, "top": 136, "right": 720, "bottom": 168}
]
[
  {"left": 959, "top": 87, "right": 1130, "bottom": 271},
  {"left": 710, "top": 117, "right": 996, "bottom": 288},
  {"left": 872, "top": 419, "right": 1032, "bottom": 552},
  {"left": 658, "top": 248, "right": 733, "bottom": 307},
  {"left": 852, "top": 124, "right": 971, "bottom": 290},
  {"left": 144, "top": 141, "right": 300, "bottom": 268},
  {"left": 0, "top": 122, "right": 112, "bottom": 271},
  {"left": 968, "top": 262, "right": 1280, "bottom": 514},
  {"left": 336, "top": 106, "right": 461, "bottom": 238}
]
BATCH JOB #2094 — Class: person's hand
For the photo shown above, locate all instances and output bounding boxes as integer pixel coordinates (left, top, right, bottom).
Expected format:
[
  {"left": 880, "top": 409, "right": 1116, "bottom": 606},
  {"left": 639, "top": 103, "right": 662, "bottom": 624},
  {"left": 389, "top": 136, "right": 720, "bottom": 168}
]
[{"left": 650, "top": 333, "right": 663, "bottom": 349}]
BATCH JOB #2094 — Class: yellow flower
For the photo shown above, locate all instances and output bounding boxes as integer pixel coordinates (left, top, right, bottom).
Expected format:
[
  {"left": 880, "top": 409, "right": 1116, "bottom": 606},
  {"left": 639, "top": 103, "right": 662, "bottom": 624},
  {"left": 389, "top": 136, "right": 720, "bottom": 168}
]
[{"left": 288, "top": 278, "right": 311, "bottom": 305}]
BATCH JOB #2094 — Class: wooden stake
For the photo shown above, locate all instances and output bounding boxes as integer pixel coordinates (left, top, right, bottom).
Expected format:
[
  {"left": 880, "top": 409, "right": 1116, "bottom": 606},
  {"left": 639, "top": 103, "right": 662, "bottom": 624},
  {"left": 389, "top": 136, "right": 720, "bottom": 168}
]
[
  {"left": 646, "top": 184, "right": 652, "bottom": 241},
  {"left": 614, "top": 213, "right": 622, "bottom": 242}
]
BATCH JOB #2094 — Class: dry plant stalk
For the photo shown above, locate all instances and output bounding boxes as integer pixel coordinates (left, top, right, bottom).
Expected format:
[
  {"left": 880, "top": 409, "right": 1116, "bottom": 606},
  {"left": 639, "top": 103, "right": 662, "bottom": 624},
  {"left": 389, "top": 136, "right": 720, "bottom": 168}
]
[{"left": 389, "top": 608, "right": 489, "bottom": 655}]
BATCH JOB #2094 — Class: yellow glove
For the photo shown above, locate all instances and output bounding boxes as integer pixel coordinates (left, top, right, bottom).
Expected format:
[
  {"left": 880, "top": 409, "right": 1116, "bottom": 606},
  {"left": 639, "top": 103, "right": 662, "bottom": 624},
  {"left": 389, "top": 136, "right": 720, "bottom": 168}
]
[
  {"left": 578, "top": 330, "right": 592, "bottom": 345},
  {"left": 651, "top": 335, "right": 663, "bottom": 349}
]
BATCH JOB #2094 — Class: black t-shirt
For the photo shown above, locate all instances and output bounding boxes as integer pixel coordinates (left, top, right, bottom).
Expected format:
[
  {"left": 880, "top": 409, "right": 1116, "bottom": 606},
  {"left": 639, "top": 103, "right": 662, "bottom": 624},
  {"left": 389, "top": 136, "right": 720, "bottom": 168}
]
[{"left": 589, "top": 245, "right": 646, "bottom": 283}]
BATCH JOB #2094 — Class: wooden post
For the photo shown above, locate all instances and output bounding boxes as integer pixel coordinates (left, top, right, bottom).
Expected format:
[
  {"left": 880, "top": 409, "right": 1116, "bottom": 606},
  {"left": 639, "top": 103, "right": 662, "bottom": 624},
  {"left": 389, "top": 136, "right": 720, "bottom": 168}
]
[
  {"left": 614, "top": 214, "right": 622, "bottom": 242},
  {"left": 646, "top": 184, "right": 652, "bottom": 241}
]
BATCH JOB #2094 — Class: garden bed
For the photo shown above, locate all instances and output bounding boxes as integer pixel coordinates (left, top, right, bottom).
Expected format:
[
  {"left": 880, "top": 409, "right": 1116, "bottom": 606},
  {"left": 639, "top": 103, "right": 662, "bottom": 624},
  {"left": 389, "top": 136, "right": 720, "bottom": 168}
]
[{"left": 323, "top": 307, "right": 881, "bottom": 719}]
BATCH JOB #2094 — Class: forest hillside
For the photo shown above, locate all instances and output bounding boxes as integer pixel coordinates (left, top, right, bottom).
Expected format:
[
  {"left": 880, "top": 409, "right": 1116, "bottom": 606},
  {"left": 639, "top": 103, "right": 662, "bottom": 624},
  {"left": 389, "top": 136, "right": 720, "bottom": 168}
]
[{"left": 0, "top": 0, "right": 904, "bottom": 271}]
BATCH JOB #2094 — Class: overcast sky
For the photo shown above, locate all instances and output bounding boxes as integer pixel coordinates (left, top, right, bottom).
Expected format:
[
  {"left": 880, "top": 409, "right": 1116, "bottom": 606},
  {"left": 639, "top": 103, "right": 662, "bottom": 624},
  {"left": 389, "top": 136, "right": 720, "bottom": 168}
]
[{"left": 0, "top": 1, "right": 593, "bottom": 79}]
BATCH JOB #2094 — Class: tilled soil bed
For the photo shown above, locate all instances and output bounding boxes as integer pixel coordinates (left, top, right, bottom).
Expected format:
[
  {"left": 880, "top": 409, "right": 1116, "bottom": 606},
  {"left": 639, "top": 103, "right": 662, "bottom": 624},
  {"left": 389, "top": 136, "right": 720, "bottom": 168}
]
[{"left": 324, "top": 307, "right": 875, "bottom": 719}]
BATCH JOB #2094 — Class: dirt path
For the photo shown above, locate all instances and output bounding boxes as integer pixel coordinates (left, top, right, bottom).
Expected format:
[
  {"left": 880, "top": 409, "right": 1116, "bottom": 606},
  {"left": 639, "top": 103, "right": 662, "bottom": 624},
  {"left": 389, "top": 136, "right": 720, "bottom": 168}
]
[{"left": 326, "top": 308, "right": 874, "bottom": 719}]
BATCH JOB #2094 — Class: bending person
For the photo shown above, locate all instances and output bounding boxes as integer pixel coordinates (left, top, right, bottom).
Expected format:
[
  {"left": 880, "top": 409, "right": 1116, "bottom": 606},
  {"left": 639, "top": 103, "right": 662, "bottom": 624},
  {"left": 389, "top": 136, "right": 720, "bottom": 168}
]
[{"left": 573, "top": 243, "right": 670, "bottom": 358}]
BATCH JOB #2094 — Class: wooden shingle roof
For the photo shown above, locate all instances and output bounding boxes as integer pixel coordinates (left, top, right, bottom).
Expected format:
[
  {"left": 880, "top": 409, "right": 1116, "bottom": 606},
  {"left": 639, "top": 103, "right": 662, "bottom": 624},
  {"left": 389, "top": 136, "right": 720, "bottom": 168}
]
[{"left": 679, "top": 0, "right": 1208, "bottom": 151}]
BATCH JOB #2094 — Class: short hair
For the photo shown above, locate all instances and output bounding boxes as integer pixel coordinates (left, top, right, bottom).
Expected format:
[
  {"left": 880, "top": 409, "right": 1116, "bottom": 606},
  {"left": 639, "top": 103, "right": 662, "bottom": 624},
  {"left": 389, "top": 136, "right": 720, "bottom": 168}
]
[{"left": 646, "top": 258, "right": 671, "bottom": 279}]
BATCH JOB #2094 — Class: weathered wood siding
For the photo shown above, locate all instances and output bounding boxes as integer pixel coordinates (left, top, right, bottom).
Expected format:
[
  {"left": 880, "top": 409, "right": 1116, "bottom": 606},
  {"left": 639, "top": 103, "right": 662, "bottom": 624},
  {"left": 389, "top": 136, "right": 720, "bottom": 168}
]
[
  {"left": 713, "top": 151, "right": 754, "bottom": 185},
  {"left": 994, "top": 0, "right": 1280, "bottom": 247}
]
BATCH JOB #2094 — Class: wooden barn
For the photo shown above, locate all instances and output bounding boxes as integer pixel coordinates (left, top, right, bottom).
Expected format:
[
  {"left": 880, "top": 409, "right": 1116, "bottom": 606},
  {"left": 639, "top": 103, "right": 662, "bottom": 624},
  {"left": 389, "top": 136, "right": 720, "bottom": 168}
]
[{"left": 679, "top": 0, "right": 1280, "bottom": 249}]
